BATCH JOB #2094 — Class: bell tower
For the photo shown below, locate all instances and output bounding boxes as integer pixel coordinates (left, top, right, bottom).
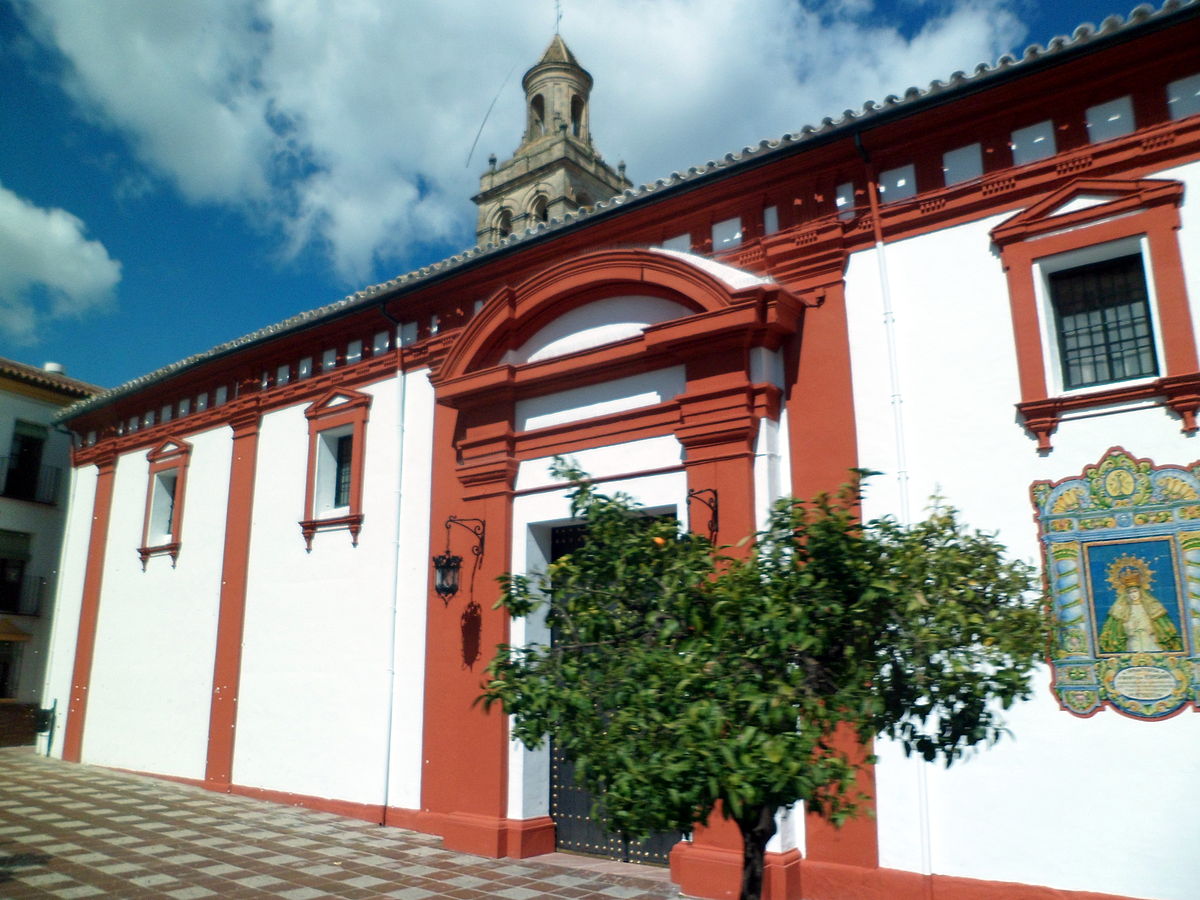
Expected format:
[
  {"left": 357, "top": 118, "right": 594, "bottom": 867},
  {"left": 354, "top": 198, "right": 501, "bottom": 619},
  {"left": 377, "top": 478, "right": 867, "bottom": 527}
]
[{"left": 473, "top": 35, "right": 631, "bottom": 246}]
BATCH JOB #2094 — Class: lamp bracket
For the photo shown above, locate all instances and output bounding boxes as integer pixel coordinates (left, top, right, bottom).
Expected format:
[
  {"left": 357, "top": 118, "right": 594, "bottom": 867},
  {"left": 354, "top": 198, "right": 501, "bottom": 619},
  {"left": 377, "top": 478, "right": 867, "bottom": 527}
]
[
  {"left": 446, "top": 516, "right": 486, "bottom": 558},
  {"left": 687, "top": 488, "right": 719, "bottom": 543}
]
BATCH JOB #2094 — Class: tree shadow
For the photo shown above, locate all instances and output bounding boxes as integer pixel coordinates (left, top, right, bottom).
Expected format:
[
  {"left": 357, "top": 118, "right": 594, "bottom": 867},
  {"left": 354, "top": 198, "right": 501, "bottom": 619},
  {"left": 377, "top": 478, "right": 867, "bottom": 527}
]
[{"left": 0, "top": 845, "right": 52, "bottom": 884}]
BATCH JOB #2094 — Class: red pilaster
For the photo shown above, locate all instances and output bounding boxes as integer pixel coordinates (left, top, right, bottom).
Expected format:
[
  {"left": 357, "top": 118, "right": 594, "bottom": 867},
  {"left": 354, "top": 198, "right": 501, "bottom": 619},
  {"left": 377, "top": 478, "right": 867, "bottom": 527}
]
[
  {"left": 62, "top": 454, "right": 118, "bottom": 763},
  {"left": 205, "top": 409, "right": 261, "bottom": 788}
]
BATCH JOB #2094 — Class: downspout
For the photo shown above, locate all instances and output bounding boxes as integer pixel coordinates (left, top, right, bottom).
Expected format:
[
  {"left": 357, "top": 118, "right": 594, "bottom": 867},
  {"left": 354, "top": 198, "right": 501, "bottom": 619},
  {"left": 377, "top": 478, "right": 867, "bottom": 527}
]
[
  {"left": 855, "top": 132, "right": 932, "bottom": 893},
  {"left": 376, "top": 304, "right": 408, "bottom": 825}
]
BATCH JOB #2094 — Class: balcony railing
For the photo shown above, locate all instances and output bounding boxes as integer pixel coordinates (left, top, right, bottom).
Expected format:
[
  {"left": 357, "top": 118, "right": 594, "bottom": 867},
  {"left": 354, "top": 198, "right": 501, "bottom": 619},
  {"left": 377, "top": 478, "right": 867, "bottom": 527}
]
[{"left": 0, "top": 458, "right": 61, "bottom": 505}]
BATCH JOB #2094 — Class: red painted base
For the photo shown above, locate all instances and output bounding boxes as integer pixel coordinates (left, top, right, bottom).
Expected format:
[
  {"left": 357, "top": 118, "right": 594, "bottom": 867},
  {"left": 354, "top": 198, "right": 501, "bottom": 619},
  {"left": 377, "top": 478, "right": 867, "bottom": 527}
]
[
  {"left": 96, "top": 764, "right": 1153, "bottom": 900},
  {"left": 669, "top": 846, "right": 1151, "bottom": 900},
  {"left": 802, "top": 861, "right": 1151, "bottom": 900},
  {"left": 416, "top": 810, "right": 556, "bottom": 858},
  {"left": 670, "top": 841, "right": 801, "bottom": 900}
]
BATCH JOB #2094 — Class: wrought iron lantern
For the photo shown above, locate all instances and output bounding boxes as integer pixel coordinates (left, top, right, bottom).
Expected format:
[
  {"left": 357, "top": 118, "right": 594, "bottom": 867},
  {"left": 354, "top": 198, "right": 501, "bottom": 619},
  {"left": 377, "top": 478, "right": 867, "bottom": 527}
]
[
  {"left": 432, "top": 550, "right": 463, "bottom": 602},
  {"left": 431, "top": 515, "right": 485, "bottom": 603}
]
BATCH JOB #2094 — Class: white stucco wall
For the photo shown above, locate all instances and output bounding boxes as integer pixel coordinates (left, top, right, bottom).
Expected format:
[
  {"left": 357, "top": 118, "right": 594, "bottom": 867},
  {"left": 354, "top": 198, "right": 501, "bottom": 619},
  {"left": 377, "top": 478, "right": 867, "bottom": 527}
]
[
  {"left": 234, "top": 372, "right": 431, "bottom": 809},
  {"left": 81, "top": 425, "right": 231, "bottom": 779},
  {"left": 40, "top": 463, "right": 97, "bottom": 756},
  {"left": 385, "top": 369, "right": 434, "bottom": 811},
  {"left": 844, "top": 166, "right": 1200, "bottom": 899}
]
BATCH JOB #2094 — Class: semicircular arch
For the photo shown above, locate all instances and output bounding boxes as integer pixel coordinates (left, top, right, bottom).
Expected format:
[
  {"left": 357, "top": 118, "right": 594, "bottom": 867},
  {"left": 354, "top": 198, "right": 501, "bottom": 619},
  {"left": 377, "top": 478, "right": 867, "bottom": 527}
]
[{"left": 438, "top": 248, "right": 766, "bottom": 382}]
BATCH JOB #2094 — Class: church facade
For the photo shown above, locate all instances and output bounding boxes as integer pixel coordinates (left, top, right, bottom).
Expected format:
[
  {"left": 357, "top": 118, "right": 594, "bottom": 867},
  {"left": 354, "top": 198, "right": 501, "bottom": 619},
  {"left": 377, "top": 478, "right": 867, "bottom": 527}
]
[{"left": 43, "top": 5, "right": 1200, "bottom": 899}]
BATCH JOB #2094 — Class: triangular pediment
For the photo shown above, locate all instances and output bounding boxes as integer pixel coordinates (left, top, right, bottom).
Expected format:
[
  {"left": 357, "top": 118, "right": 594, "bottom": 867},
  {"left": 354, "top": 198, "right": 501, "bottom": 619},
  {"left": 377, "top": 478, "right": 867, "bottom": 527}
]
[
  {"left": 146, "top": 437, "right": 191, "bottom": 462},
  {"left": 991, "top": 177, "right": 1183, "bottom": 245},
  {"left": 305, "top": 388, "right": 371, "bottom": 418}
]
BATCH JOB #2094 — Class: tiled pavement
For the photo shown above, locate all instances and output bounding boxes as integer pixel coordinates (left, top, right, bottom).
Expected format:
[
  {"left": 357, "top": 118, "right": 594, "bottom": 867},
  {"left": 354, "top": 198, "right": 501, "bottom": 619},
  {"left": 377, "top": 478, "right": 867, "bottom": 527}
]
[{"left": 0, "top": 748, "right": 682, "bottom": 899}]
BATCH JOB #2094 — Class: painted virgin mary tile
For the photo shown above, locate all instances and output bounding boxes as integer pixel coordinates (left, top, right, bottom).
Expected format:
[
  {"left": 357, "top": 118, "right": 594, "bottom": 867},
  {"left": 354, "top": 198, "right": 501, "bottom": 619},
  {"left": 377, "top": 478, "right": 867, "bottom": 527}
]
[{"left": 1031, "top": 448, "right": 1200, "bottom": 719}]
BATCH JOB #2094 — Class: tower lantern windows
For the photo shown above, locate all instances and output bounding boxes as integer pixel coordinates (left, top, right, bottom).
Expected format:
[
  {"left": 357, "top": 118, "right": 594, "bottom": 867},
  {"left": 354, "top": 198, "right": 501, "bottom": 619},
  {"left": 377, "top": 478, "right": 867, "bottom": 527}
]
[
  {"left": 571, "top": 94, "right": 584, "bottom": 138},
  {"left": 530, "top": 94, "right": 546, "bottom": 138}
]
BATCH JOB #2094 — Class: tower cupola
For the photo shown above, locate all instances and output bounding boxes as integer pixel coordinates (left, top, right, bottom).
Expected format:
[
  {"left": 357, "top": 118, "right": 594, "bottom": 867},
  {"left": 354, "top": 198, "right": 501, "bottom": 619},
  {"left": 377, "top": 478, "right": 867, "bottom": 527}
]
[{"left": 473, "top": 35, "right": 631, "bottom": 246}]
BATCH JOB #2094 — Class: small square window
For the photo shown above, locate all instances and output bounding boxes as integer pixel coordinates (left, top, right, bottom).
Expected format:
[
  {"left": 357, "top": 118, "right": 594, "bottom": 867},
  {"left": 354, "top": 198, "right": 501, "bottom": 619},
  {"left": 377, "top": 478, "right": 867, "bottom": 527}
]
[
  {"left": 712, "top": 217, "right": 742, "bottom": 250},
  {"left": 178, "top": 398, "right": 191, "bottom": 416},
  {"left": 160, "top": 405, "right": 173, "bottom": 423},
  {"left": 1167, "top": 73, "right": 1200, "bottom": 120},
  {"left": 835, "top": 182, "right": 856, "bottom": 220},
  {"left": 879, "top": 165, "right": 916, "bottom": 203},
  {"left": 214, "top": 386, "right": 228, "bottom": 405},
  {"left": 276, "top": 364, "right": 291, "bottom": 386},
  {"left": 142, "top": 411, "right": 155, "bottom": 428},
  {"left": 261, "top": 371, "right": 271, "bottom": 390},
  {"left": 298, "top": 357, "right": 313, "bottom": 379},
  {"left": 128, "top": 416, "right": 139, "bottom": 433},
  {"left": 373, "top": 331, "right": 390, "bottom": 354},
  {"left": 763, "top": 206, "right": 779, "bottom": 235},
  {"left": 429, "top": 317, "right": 439, "bottom": 337},
  {"left": 473, "top": 299, "right": 485, "bottom": 316},
  {"left": 346, "top": 340, "right": 363, "bottom": 364},
  {"left": 399, "top": 322, "right": 418, "bottom": 347},
  {"left": 1048, "top": 253, "right": 1158, "bottom": 390},
  {"left": 1086, "top": 96, "right": 1134, "bottom": 143},
  {"left": 661, "top": 233, "right": 691, "bottom": 251},
  {"left": 1011, "top": 120, "right": 1056, "bottom": 166},
  {"left": 322, "top": 348, "right": 338, "bottom": 370},
  {"left": 942, "top": 144, "right": 983, "bottom": 185},
  {"left": 195, "top": 393, "right": 208, "bottom": 412}
]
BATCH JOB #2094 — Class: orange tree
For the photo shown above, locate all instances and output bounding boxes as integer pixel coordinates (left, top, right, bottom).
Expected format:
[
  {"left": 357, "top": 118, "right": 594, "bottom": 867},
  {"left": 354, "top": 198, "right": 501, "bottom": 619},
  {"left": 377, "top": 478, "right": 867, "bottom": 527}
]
[{"left": 481, "top": 463, "right": 1046, "bottom": 900}]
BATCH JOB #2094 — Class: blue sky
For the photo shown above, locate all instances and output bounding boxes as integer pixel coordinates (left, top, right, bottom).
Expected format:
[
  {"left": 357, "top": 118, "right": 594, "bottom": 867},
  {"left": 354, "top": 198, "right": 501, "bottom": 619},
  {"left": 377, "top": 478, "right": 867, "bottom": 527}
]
[{"left": 1, "top": 0, "right": 1143, "bottom": 389}]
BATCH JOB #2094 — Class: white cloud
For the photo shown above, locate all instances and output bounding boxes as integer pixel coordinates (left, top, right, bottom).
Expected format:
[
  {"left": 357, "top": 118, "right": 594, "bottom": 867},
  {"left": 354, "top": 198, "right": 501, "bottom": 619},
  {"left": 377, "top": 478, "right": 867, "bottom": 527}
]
[
  {"left": 0, "top": 182, "right": 122, "bottom": 343},
  {"left": 18, "top": 0, "right": 1027, "bottom": 283}
]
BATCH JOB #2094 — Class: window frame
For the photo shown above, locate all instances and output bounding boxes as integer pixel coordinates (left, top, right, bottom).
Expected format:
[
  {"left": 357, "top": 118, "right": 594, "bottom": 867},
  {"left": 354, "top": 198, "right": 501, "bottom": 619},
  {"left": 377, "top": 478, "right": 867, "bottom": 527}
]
[
  {"left": 1036, "top": 238, "right": 1163, "bottom": 395},
  {"left": 991, "top": 177, "right": 1197, "bottom": 451},
  {"left": 300, "top": 388, "right": 371, "bottom": 551},
  {"left": 139, "top": 438, "right": 191, "bottom": 568}
]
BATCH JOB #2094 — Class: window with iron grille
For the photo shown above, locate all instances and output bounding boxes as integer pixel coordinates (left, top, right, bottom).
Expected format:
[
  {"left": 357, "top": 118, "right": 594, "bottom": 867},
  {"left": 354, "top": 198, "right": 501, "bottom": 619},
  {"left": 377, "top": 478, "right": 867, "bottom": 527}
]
[
  {"left": 333, "top": 434, "right": 353, "bottom": 509},
  {"left": 1049, "top": 254, "right": 1158, "bottom": 390}
]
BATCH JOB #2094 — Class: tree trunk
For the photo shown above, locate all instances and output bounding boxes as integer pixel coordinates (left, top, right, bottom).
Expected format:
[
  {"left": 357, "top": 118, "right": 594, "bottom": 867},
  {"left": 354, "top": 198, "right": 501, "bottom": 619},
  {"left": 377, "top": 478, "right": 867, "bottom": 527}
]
[{"left": 736, "top": 804, "right": 777, "bottom": 900}]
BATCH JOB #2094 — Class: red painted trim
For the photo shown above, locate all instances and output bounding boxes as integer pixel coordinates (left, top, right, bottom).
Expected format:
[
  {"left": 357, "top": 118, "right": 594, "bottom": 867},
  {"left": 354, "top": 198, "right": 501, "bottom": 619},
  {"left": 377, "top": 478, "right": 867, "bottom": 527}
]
[
  {"left": 105, "top": 762, "right": 406, "bottom": 826},
  {"left": 436, "top": 247, "right": 800, "bottom": 384},
  {"left": 204, "top": 411, "right": 261, "bottom": 787},
  {"left": 138, "top": 437, "right": 192, "bottom": 568},
  {"left": 62, "top": 456, "right": 117, "bottom": 763},
  {"left": 229, "top": 783, "right": 383, "bottom": 823},
  {"left": 300, "top": 388, "right": 371, "bottom": 550}
]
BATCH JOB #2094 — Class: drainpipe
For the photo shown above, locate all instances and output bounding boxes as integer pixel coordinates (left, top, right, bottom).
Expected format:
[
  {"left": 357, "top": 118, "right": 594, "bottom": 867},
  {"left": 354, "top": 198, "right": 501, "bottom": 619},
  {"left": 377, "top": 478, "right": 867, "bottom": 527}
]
[
  {"left": 376, "top": 303, "right": 408, "bottom": 825},
  {"left": 855, "top": 132, "right": 931, "bottom": 894}
]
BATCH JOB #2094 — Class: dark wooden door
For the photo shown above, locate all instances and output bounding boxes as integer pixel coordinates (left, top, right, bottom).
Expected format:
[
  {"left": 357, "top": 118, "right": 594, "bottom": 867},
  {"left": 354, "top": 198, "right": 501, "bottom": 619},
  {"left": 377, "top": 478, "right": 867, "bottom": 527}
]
[{"left": 548, "top": 524, "right": 679, "bottom": 865}]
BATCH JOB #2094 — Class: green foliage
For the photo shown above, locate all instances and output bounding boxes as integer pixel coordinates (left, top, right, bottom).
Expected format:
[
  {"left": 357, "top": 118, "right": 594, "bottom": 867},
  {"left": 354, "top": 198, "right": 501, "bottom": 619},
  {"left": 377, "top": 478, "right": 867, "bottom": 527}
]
[{"left": 481, "top": 461, "right": 1046, "bottom": 849}]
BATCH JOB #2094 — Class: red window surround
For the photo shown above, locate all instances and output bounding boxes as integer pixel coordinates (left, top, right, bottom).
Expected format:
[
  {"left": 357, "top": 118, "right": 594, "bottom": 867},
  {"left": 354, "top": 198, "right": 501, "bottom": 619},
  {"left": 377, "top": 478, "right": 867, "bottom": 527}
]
[
  {"left": 139, "top": 438, "right": 191, "bottom": 569},
  {"left": 300, "top": 388, "right": 371, "bottom": 551},
  {"left": 990, "top": 177, "right": 1199, "bottom": 451}
]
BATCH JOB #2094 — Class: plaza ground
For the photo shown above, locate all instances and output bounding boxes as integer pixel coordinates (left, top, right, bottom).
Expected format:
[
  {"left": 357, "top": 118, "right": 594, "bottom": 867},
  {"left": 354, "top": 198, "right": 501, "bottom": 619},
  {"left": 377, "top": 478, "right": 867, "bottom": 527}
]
[{"left": 0, "top": 748, "right": 681, "bottom": 899}]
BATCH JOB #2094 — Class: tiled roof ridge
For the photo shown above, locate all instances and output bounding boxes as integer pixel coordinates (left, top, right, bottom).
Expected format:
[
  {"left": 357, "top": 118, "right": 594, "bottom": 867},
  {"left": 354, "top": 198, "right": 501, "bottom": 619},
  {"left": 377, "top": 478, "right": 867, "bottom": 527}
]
[
  {"left": 58, "top": 0, "right": 1198, "bottom": 424},
  {"left": 0, "top": 356, "right": 102, "bottom": 399}
]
